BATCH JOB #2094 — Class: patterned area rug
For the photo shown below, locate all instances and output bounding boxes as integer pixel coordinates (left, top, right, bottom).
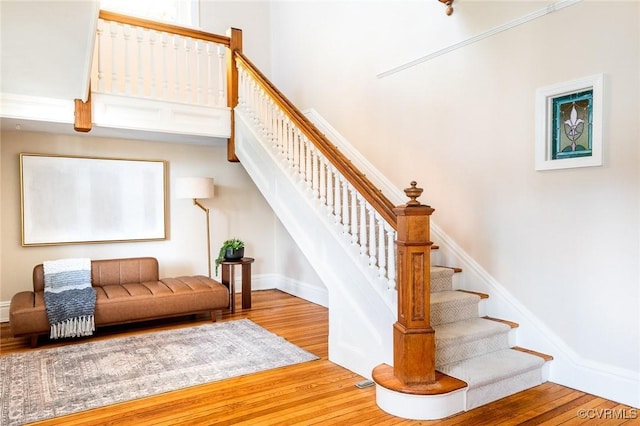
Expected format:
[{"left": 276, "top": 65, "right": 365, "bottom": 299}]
[{"left": 0, "top": 319, "right": 318, "bottom": 425}]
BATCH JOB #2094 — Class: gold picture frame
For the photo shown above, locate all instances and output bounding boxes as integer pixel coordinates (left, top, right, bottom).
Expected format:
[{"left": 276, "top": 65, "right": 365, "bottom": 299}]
[{"left": 20, "top": 153, "right": 168, "bottom": 246}]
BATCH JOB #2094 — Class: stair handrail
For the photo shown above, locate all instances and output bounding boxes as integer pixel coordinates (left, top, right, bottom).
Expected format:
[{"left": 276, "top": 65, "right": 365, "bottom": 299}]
[
  {"left": 98, "top": 10, "right": 231, "bottom": 46},
  {"left": 233, "top": 51, "right": 397, "bottom": 228}
]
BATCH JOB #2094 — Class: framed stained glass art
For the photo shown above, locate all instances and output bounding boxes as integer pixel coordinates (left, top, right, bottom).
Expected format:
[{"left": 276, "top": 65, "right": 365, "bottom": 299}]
[{"left": 535, "top": 74, "right": 603, "bottom": 170}]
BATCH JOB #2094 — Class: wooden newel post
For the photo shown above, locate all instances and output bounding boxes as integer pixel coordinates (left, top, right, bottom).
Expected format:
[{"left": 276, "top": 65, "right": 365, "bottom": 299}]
[
  {"left": 226, "top": 27, "right": 243, "bottom": 163},
  {"left": 74, "top": 89, "right": 92, "bottom": 133},
  {"left": 393, "top": 181, "right": 436, "bottom": 385}
]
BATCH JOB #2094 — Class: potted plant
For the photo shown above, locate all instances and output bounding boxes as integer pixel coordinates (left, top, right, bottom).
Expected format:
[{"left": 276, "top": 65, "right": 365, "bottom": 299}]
[{"left": 215, "top": 238, "right": 245, "bottom": 274}]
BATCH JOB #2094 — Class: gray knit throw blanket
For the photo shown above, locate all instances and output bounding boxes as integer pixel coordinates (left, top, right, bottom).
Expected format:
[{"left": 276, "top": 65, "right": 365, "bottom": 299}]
[{"left": 43, "top": 258, "right": 96, "bottom": 339}]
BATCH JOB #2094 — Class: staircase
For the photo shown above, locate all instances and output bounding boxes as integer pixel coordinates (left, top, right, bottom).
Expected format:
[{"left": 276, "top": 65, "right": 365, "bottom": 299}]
[
  {"left": 429, "top": 266, "right": 551, "bottom": 410},
  {"left": 234, "top": 52, "right": 553, "bottom": 418},
  {"left": 1, "top": 8, "right": 555, "bottom": 419}
]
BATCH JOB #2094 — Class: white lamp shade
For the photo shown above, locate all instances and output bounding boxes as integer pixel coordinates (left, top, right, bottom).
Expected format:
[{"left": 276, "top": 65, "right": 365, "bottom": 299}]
[{"left": 176, "top": 177, "right": 214, "bottom": 199}]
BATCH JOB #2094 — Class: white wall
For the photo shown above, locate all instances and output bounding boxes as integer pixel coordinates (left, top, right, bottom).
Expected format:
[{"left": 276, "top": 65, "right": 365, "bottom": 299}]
[
  {"left": 199, "top": 0, "right": 271, "bottom": 72},
  {"left": 0, "top": 131, "right": 276, "bottom": 302},
  {"left": 268, "top": 0, "right": 639, "bottom": 404}
]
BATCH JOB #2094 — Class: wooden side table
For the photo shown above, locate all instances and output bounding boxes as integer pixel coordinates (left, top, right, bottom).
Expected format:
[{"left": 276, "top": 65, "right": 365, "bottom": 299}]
[{"left": 220, "top": 257, "right": 255, "bottom": 313}]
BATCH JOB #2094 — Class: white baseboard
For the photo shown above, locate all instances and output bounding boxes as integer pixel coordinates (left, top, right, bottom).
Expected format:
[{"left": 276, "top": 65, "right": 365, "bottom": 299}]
[
  {"left": 245, "top": 273, "right": 329, "bottom": 308},
  {"left": 0, "top": 301, "right": 9, "bottom": 323}
]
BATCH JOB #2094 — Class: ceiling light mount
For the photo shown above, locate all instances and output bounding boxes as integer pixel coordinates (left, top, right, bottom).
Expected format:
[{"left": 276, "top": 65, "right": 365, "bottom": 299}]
[{"left": 439, "top": 0, "right": 454, "bottom": 16}]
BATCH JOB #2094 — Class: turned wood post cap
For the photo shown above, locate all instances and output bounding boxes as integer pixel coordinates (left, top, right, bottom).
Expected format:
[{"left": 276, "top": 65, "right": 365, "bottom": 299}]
[
  {"left": 439, "top": 0, "right": 454, "bottom": 15},
  {"left": 404, "top": 181, "right": 423, "bottom": 206}
]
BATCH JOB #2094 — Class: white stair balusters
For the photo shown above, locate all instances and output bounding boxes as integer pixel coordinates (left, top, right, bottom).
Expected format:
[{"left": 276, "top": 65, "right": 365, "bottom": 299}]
[
  {"left": 95, "top": 19, "right": 105, "bottom": 93},
  {"left": 341, "top": 177, "right": 350, "bottom": 235},
  {"left": 148, "top": 30, "right": 157, "bottom": 98},
  {"left": 216, "top": 45, "right": 226, "bottom": 106},
  {"left": 172, "top": 35, "right": 180, "bottom": 101},
  {"left": 236, "top": 65, "right": 398, "bottom": 294},
  {"left": 349, "top": 185, "right": 358, "bottom": 244},
  {"left": 386, "top": 223, "right": 396, "bottom": 290},
  {"left": 368, "top": 209, "right": 377, "bottom": 267},
  {"left": 378, "top": 215, "right": 387, "bottom": 281},
  {"left": 194, "top": 39, "right": 202, "bottom": 104},
  {"left": 319, "top": 157, "right": 327, "bottom": 206},
  {"left": 161, "top": 32, "right": 169, "bottom": 100},
  {"left": 123, "top": 24, "right": 131, "bottom": 95},
  {"left": 109, "top": 21, "right": 118, "bottom": 92},
  {"left": 332, "top": 167, "right": 342, "bottom": 225},
  {"left": 93, "top": 17, "right": 227, "bottom": 107},
  {"left": 136, "top": 27, "right": 145, "bottom": 96},
  {"left": 359, "top": 193, "right": 368, "bottom": 256}
]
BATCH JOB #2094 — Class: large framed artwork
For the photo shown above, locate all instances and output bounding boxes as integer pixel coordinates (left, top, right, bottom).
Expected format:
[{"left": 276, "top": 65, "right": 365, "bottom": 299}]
[
  {"left": 535, "top": 74, "right": 603, "bottom": 171},
  {"left": 20, "top": 153, "right": 168, "bottom": 246}
]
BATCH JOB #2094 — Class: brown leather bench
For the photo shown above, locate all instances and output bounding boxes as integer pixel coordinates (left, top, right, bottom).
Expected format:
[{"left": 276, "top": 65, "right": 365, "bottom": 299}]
[{"left": 9, "top": 257, "right": 230, "bottom": 346}]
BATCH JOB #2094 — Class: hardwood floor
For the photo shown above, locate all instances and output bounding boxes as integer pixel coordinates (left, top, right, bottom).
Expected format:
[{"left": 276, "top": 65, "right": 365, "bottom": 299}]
[{"left": 1, "top": 290, "right": 637, "bottom": 425}]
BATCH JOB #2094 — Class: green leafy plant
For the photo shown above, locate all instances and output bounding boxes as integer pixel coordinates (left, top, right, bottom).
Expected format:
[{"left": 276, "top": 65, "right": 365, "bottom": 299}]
[{"left": 215, "top": 238, "right": 245, "bottom": 275}]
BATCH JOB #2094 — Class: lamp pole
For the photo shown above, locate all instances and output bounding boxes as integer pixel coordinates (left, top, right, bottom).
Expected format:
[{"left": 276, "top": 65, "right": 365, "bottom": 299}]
[{"left": 193, "top": 198, "right": 212, "bottom": 278}]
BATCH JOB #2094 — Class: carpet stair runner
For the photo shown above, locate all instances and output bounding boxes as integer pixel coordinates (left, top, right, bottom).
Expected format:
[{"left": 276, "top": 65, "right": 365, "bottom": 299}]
[{"left": 429, "top": 266, "right": 552, "bottom": 410}]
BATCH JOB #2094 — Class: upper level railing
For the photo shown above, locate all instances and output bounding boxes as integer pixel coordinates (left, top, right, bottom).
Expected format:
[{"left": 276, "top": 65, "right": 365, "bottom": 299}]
[{"left": 93, "top": 10, "right": 230, "bottom": 107}]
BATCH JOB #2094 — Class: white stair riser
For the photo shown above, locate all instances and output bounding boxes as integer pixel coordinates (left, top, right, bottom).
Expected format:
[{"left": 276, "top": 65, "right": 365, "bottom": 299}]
[
  {"left": 431, "top": 267, "right": 455, "bottom": 292},
  {"left": 466, "top": 368, "right": 543, "bottom": 410},
  {"left": 431, "top": 299, "right": 479, "bottom": 325}
]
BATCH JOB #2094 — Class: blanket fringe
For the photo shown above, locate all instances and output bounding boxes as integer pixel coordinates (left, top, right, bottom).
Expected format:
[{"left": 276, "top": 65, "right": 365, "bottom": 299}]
[{"left": 50, "top": 316, "right": 95, "bottom": 339}]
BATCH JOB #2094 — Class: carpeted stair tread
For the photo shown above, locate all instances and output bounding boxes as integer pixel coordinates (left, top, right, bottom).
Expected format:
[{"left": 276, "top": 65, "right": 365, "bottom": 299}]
[
  {"left": 430, "top": 267, "right": 456, "bottom": 292},
  {"left": 437, "top": 348, "right": 545, "bottom": 388},
  {"left": 434, "top": 318, "right": 511, "bottom": 366},
  {"left": 427, "top": 262, "right": 550, "bottom": 411},
  {"left": 430, "top": 290, "right": 480, "bottom": 325}
]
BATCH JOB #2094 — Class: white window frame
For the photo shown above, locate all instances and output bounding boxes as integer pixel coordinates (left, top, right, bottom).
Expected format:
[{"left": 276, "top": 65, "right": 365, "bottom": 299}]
[
  {"left": 100, "top": 0, "right": 199, "bottom": 27},
  {"left": 534, "top": 74, "right": 604, "bottom": 171}
]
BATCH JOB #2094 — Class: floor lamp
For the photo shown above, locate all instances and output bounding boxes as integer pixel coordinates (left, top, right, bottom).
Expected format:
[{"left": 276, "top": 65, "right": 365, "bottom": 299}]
[{"left": 177, "top": 177, "right": 215, "bottom": 277}]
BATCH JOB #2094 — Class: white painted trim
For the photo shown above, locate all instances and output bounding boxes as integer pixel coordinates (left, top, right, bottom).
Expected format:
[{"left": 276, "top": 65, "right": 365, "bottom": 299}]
[
  {"left": 375, "top": 383, "right": 466, "bottom": 420},
  {"left": 273, "top": 275, "right": 329, "bottom": 308},
  {"left": 376, "top": 0, "right": 583, "bottom": 79},
  {"left": 92, "top": 93, "right": 231, "bottom": 138},
  {"left": 235, "top": 273, "right": 329, "bottom": 308},
  {"left": 534, "top": 74, "right": 604, "bottom": 170},
  {"left": 0, "top": 301, "right": 9, "bottom": 323},
  {"left": 0, "top": 93, "right": 74, "bottom": 124},
  {"left": 305, "top": 109, "right": 640, "bottom": 408}
]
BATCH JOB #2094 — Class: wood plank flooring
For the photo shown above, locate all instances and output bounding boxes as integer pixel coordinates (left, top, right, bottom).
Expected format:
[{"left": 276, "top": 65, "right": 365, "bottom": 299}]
[{"left": 1, "top": 290, "right": 637, "bottom": 425}]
